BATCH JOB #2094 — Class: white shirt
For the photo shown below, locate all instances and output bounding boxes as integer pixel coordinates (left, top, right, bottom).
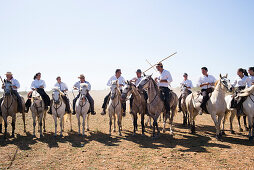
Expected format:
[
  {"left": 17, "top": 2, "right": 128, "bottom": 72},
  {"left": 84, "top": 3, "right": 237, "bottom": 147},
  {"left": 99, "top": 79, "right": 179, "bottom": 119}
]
[
  {"left": 157, "top": 69, "right": 173, "bottom": 87},
  {"left": 180, "top": 79, "right": 193, "bottom": 91},
  {"left": 74, "top": 81, "right": 91, "bottom": 91},
  {"left": 198, "top": 75, "right": 216, "bottom": 90},
  {"left": 131, "top": 76, "right": 143, "bottom": 86},
  {"left": 31, "top": 79, "right": 46, "bottom": 89},
  {"left": 249, "top": 75, "right": 254, "bottom": 85},
  {"left": 8, "top": 78, "right": 20, "bottom": 90},
  {"left": 232, "top": 76, "right": 251, "bottom": 88},
  {"left": 54, "top": 82, "right": 68, "bottom": 91},
  {"left": 107, "top": 75, "right": 126, "bottom": 90}
]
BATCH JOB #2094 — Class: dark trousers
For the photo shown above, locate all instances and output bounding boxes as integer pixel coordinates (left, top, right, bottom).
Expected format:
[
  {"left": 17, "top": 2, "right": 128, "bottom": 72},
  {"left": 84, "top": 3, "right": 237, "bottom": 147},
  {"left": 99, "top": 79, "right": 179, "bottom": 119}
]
[
  {"left": 25, "top": 88, "right": 50, "bottom": 110},
  {"left": 102, "top": 91, "right": 126, "bottom": 112},
  {"left": 231, "top": 86, "right": 246, "bottom": 110},
  {"left": 73, "top": 92, "right": 94, "bottom": 113},
  {"left": 178, "top": 90, "right": 192, "bottom": 111},
  {"left": 62, "top": 95, "right": 71, "bottom": 113},
  {"left": 159, "top": 87, "right": 171, "bottom": 113},
  {"left": 201, "top": 88, "right": 213, "bottom": 110}
]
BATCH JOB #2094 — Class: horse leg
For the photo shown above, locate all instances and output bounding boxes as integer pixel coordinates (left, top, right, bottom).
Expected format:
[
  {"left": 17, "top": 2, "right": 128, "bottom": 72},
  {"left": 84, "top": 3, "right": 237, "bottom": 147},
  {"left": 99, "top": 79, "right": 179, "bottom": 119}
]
[
  {"left": 32, "top": 114, "right": 36, "bottom": 137},
  {"left": 132, "top": 113, "right": 137, "bottom": 135},
  {"left": 60, "top": 115, "right": 64, "bottom": 137},
  {"left": 39, "top": 115, "right": 43, "bottom": 138},
  {"left": 76, "top": 114, "right": 81, "bottom": 135},
  {"left": 113, "top": 113, "right": 116, "bottom": 132},
  {"left": 189, "top": 109, "right": 195, "bottom": 134},
  {"left": 218, "top": 114, "right": 224, "bottom": 136},
  {"left": 109, "top": 112, "right": 112, "bottom": 135},
  {"left": 243, "top": 116, "right": 249, "bottom": 131},
  {"left": 247, "top": 115, "right": 253, "bottom": 141},
  {"left": 211, "top": 113, "right": 220, "bottom": 140},
  {"left": 152, "top": 119, "right": 156, "bottom": 137},
  {"left": 169, "top": 108, "right": 176, "bottom": 135},
  {"left": 118, "top": 113, "right": 122, "bottom": 136},
  {"left": 230, "top": 111, "right": 236, "bottom": 134},
  {"left": 3, "top": 115, "right": 7, "bottom": 138},
  {"left": 237, "top": 116, "right": 243, "bottom": 132},
  {"left": 156, "top": 120, "right": 160, "bottom": 136},
  {"left": 82, "top": 114, "right": 86, "bottom": 136},
  {"left": 53, "top": 114, "right": 57, "bottom": 136},
  {"left": 43, "top": 111, "right": 46, "bottom": 132},
  {"left": 69, "top": 113, "right": 72, "bottom": 132},
  {"left": 222, "top": 114, "right": 226, "bottom": 135},
  {"left": 86, "top": 113, "right": 90, "bottom": 131},
  {"left": 22, "top": 113, "right": 26, "bottom": 133},
  {"left": 141, "top": 113, "right": 145, "bottom": 135},
  {"left": 0, "top": 116, "right": 2, "bottom": 133},
  {"left": 162, "top": 112, "right": 166, "bottom": 133},
  {"left": 11, "top": 114, "right": 16, "bottom": 138}
]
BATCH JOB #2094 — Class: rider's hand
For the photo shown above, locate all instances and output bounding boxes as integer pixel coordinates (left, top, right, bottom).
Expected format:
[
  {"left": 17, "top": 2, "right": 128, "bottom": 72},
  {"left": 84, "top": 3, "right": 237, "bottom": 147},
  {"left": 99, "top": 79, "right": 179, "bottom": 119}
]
[
  {"left": 39, "top": 86, "right": 44, "bottom": 88},
  {"left": 155, "top": 77, "right": 158, "bottom": 82},
  {"left": 13, "top": 86, "right": 17, "bottom": 89}
]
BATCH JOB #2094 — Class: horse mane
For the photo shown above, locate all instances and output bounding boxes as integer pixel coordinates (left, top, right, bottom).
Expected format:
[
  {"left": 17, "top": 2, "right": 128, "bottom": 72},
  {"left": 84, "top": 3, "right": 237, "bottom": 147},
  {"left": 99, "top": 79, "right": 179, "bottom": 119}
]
[
  {"left": 80, "top": 83, "right": 88, "bottom": 88},
  {"left": 214, "top": 80, "right": 219, "bottom": 87},
  {"left": 238, "top": 85, "right": 254, "bottom": 97},
  {"left": 150, "top": 77, "right": 160, "bottom": 92}
]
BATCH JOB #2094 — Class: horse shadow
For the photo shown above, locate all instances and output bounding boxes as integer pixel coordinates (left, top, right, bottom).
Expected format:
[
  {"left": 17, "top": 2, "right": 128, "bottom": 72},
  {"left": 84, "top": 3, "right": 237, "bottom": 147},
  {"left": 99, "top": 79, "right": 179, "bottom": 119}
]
[{"left": 0, "top": 132, "right": 37, "bottom": 150}]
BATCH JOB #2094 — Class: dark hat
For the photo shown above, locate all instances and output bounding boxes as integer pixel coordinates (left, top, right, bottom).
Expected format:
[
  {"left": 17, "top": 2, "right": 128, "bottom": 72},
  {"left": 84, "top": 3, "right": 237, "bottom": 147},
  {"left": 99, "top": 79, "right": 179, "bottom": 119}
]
[
  {"left": 136, "top": 69, "right": 142, "bottom": 73},
  {"left": 183, "top": 73, "right": 188, "bottom": 76},
  {"left": 156, "top": 62, "right": 163, "bottom": 67},
  {"left": 201, "top": 67, "right": 208, "bottom": 71}
]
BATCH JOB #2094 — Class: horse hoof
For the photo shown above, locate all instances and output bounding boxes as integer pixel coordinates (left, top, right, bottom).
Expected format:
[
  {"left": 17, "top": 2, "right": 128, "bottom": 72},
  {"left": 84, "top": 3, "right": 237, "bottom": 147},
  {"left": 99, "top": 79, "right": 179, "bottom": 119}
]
[
  {"left": 119, "top": 133, "right": 122, "bottom": 136},
  {"left": 132, "top": 133, "right": 136, "bottom": 136},
  {"left": 216, "top": 135, "right": 222, "bottom": 141},
  {"left": 221, "top": 131, "right": 226, "bottom": 136},
  {"left": 230, "top": 130, "right": 235, "bottom": 134},
  {"left": 11, "top": 134, "right": 15, "bottom": 138},
  {"left": 40, "top": 134, "right": 43, "bottom": 138},
  {"left": 60, "top": 134, "right": 63, "bottom": 137},
  {"left": 249, "top": 136, "right": 253, "bottom": 141},
  {"left": 113, "top": 130, "right": 116, "bottom": 132},
  {"left": 239, "top": 128, "right": 243, "bottom": 132},
  {"left": 142, "top": 133, "right": 145, "bottom": 137},
  {"left": 87, "top": 129, "right": 90, "bottom": 131}
]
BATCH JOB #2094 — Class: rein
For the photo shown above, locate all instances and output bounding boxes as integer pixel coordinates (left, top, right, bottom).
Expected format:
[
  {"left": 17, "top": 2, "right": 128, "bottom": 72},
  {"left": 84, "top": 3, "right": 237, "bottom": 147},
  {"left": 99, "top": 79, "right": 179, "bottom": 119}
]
[
  {"left": 110, "top": 88, "right": 120, "bottom": 113},
  {"left": 2, "top": 94, "right": 14, "bottom": 114},
  {"left": 249, "top": 94, "right": 254, "bottom": 103},
  {"left": 53, "top": 95, "right": 63, "bottom": 115},
  {"left": 78, "top": 95, "right": 88, "bottom": 115}
]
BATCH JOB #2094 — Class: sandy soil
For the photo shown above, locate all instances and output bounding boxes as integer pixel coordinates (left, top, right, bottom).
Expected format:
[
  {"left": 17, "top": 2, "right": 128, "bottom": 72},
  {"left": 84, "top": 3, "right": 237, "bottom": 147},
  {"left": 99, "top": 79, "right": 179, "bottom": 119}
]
[{"left": 0, "top": 90, "right": 253, "bottom": 169}]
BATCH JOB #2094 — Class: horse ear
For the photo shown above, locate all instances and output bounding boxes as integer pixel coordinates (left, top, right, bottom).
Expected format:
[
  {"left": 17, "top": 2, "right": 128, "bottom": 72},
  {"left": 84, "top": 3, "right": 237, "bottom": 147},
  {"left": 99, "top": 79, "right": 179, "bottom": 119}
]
[
  {"left": 226, "top": 73, "right": 228, "bottom": 78},
  {"left": 127, "top": 80, "right": 129, "bottom": 85},
  {"left": 219, "top": 74, "right": 222, "bottom": 79},
  {"left": 143, "top": 72, "right": 146, "bottom": 77}
]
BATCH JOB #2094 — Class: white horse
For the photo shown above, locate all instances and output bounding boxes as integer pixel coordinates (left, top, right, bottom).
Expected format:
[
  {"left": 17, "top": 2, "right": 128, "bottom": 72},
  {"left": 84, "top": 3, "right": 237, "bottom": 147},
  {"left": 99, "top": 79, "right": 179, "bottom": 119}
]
[
  {"left": 238, "top": 85, "right": 254, "bottom": 140},
  {"left": 186, "top": 74, "right": 232, "bottom": 140},
  {"left": 52, "top": 88, "right": 72, "bottom": 137},
  {"left": 138, "top": 75, "right": 178, "bottom": 137},
  {"left": 75, "top": 83, "right": 90, "bottom": 136},
  {"left": 180, "top": 85, "right": 192, "bottom": 126},
  {"left": 30, "top": 90, "right": 47, "bottom": 138},
  {"left": 108, "top": 80, "right": 122, "bottom": 136}
]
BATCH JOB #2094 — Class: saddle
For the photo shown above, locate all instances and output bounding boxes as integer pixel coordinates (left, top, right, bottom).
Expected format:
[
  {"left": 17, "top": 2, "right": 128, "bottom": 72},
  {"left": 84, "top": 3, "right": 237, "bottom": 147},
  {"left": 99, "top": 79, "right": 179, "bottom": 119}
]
[{"left": 159, "top": 89, "right": 172, "bottom": 102}]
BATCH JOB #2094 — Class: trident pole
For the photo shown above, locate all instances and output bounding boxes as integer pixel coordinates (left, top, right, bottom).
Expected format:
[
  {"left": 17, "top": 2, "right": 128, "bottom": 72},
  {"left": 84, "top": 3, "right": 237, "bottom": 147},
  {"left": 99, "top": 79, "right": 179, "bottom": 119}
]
[{"left": 143, "top": 52, "right": 177, "bottom": 74}]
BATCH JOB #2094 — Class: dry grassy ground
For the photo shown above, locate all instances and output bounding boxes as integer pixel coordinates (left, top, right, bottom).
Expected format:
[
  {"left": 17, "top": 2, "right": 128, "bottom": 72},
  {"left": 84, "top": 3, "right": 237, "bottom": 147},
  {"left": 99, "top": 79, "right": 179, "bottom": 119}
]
[{"left": 0, "top": 90, "right": 254, "bottom": 169}]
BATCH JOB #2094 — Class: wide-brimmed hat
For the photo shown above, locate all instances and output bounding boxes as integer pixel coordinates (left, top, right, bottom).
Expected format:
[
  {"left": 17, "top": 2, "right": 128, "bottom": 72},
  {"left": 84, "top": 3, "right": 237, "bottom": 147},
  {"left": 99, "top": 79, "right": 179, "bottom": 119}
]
[
  {"left": 5, "top": 72, "right": 13, "bottom": 75},
  {"left": 78, "top": 74, "right": 85, "bottom": 78},
  {"left": 156, "top": 62, "right": 163, "bottom": 67}
]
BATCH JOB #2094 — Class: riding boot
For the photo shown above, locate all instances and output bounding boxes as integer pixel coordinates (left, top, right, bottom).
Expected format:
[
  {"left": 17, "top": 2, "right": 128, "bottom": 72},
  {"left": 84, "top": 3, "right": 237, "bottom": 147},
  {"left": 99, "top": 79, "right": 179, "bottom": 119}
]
[
  {"left": 25, "top": 99, "right": 31, "bottom": 113},
  {"left": 101, "top": 93, "right": 110, "bottom": 115},
  {"left": 86, "top": 93, "right": 96, "bottom": 115},
  {"left": 48, "top": 100, "right": 53, "bottom": 114},
  {"left": 201, "top": 104, "right": 209, "bottom": 114}
]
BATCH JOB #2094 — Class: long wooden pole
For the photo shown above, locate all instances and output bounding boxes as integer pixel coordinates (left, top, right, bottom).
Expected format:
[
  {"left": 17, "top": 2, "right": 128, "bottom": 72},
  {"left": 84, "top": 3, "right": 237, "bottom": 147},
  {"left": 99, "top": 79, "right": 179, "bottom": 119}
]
[
  {"left": 146, "top": 59, "right": 157, "bottom": 72},
  {"left": 143, "top": 52, "right": 177, "bottom": 73}
]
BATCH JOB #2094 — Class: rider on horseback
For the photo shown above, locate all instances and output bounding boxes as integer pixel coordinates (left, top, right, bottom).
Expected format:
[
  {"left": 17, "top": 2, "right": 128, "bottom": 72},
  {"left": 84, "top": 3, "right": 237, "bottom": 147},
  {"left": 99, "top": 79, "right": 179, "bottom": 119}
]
[
  {"left": 154, "top": 62, "right": 173, "bottom": 115},
  {"left": 248, "top": 67, "right": 254, "bottom": 86},
  {"left": 198, "top": 67, "right": 216, "bottom": 114},
  {"left": 129, "top": 69, "right": 148, "bottom": 114},
  {"left": 72, "top": 74, "right": 96, "bottom": 115},
  {"left": 231, "top": 68, "right": 251, "bottom": 115},
  {"left": 48, "top": 76, "right": 71, "bottom": 114},
  {"left": 101, "top": 69, "right": 126, "bottom": 116},
  {"left": 0, "top": 72, "right": 23, "bottom": 115},
  {"left": 178, "top": 73, "right": 193, "bottom": 112},
  {"left": 25, "top": 72, "right": 51, "bottom": 112}
]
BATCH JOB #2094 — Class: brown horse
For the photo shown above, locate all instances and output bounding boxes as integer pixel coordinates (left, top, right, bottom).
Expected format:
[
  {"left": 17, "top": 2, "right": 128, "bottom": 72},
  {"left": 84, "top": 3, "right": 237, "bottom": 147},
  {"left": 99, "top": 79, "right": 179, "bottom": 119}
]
[{"left": 1, "top": 82, "right": 26, "bottom": 138}]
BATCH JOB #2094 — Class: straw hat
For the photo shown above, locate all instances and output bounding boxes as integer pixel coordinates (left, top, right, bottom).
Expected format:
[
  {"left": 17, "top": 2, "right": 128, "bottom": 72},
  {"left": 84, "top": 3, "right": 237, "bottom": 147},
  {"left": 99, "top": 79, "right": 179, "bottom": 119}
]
[
  {"left": 78, "top": 74, "right": 85, "bottom": 78},
  {"left": 5, "top": 72, "right": 13, "bottom": 75}
]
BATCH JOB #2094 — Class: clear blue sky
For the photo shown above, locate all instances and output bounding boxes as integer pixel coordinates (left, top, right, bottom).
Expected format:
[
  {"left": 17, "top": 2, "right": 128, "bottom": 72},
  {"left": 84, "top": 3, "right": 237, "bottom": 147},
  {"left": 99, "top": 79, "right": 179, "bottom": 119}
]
[{"left": 0, "top": 0, "right": 253, "bottom": 91}]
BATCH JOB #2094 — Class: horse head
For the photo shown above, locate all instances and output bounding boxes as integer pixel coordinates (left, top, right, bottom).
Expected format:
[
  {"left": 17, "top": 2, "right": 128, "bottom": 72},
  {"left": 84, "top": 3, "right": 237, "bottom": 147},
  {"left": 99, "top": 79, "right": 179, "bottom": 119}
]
[
  {"left": 3, "top": 81, "right": 13, "bottom": 96},
  {"left": 137, "top": 74, "right": 152, "bottom": 90},
  {"left": 52, "top": 87, "right": 61, "bottom": 104},
  {"left": 32, "top": 90, "right": 43, "bottom": 107},
  {"left": 121, "top": 80, "right": 135, "bottom": 100},
  {"left": 79, "top": 83, "right": 89, "bottom": 100},
  {"left": 219, "top": 73, "right": 232, "bottom": 92},
  {"left": 110, "top": 80, "right": 120, "bottom": 100}
]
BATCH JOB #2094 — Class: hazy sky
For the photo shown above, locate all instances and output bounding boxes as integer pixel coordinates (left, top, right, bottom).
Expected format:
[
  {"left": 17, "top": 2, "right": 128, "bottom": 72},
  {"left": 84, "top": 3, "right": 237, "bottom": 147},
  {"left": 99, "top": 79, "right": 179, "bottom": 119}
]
[{"left": 0, "top": 0, "right": 253, "bottom": 91}]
